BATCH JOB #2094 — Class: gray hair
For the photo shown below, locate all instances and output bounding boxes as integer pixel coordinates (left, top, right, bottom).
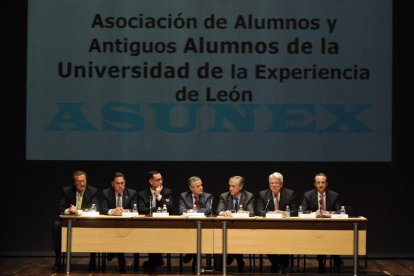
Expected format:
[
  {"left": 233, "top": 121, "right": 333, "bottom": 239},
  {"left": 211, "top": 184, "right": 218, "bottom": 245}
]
[
  {"left": 269, "top": 172, "right": 283, "bottom": 183},
  {"left": 188, "top": 176, "right": 201, "bottom": 188},
  {"left": 229, "top": 175, "right": 245, "bottom": 186}
]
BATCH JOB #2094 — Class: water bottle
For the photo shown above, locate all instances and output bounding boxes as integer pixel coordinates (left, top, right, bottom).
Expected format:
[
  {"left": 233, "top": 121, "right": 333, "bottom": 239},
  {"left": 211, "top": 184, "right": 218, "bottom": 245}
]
[
  {"left": 237, "top": 204, "right": 244, "bottom": 213},
  {"left": 91, "top": 203, "right": 96, "bottom": 212},
  {"left": 340, "top": 206, "right": 346, "bottom": 214},
  {"left": 285, "top": 205, "right": 290, "bottom": 218},
  {"left": 132, "top": 203, "right": 138, "bottom": 213},
  {"left": 162, "top": 204, "right": 167, "bottom": 213},
  {"left": 157, "top": 207, "right": 162, "bottom": 212},
  {"left": 298, "top": 205, "right": 303, "bottom": 216}
]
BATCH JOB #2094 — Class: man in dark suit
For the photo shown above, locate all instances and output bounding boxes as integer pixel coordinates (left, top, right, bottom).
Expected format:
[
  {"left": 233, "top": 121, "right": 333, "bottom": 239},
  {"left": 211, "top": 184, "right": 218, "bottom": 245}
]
[
  {"left": 101, "top": 172, "right": 138, "bottom": 272},
  {"left": 302, "top": 172, "right": 342, "bottom": 273},
  {"left": 179, "top": 176, "right": 213, "bottom": 216},
  {"left": 256, "top": 172, "right": 298, "bottom": 273},
  {"left": 137, "top": 170, "right": 173, "bottom": 272},
  {"left": 179, "top": 176, "right": 213, "bottom": 271},
  {"left": 53, "top": 170, "right": 99, "bottom": 271},
  {"left": 216, "top": 176, "right": 255, "bottom": 272}
]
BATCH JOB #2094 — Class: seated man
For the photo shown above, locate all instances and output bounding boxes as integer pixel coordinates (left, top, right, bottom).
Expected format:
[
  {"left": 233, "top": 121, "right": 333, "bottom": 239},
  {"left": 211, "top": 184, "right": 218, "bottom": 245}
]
[
  {"left": 302, "top": 172, "right": 343, "bottom": 273},
  {"left": 101, "top": 172, "right": 138, "bottom": 272},
  {"left": 137, "top": 170, "right": 173, "bottom": 272},
  {"left": 256, "top": 172, "right": 298, "bottom": 273},
  {"left": 178, "top": 176, "right": 213, "bottom": 271},
  {"left": 53, "top": 170, "right": 98, "bottom": 271},
  {"left": 216, "top": 176, "right": 254, "bottom": 272}
]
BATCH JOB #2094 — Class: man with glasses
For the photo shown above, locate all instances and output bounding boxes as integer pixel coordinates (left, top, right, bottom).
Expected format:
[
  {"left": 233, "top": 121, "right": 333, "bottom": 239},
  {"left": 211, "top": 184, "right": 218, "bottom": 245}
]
[{"left": 138, "top": 170, "right": 173, "bottom": 272}]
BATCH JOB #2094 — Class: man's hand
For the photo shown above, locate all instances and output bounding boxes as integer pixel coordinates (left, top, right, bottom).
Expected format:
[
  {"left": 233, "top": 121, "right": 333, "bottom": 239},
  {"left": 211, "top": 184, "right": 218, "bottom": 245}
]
[{"left": 155, "top": 185, "right": 163, "bottom": 196}]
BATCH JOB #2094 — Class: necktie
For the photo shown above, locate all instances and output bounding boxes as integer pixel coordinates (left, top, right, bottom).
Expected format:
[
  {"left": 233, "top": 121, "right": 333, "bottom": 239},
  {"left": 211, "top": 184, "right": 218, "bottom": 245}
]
[
  {"left": 116, "top": 193, "right": 122, "bottom": 208},
  {"left": 274, "top": 194, "right": 279, "bottom": 210},
  {"left": 152, "top": 193, "right": 156, "bottom": 208},
  {"left": 234, "top": 197, "right": 239, "bottom": 211},
  {"left": 194, "top": 197, "right": 199, "bottom": 209},
  {"left": 76, "top": 193, "right": 82, "bottom": 210},
  {"left": 320, "top": 193, "right": 325, "bottom": 211}
]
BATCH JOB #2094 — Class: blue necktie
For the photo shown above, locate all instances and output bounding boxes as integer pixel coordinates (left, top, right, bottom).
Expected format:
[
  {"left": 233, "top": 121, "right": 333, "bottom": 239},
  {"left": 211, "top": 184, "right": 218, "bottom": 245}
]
[{"left": 234, "top": 197, "right": 239, "bottom": 211}]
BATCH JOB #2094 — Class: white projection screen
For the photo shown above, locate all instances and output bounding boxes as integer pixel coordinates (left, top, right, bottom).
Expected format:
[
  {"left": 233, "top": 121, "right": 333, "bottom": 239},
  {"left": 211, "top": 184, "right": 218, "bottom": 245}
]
[{"left": 27, "top": 0, "right": 392, "bottom": 161}]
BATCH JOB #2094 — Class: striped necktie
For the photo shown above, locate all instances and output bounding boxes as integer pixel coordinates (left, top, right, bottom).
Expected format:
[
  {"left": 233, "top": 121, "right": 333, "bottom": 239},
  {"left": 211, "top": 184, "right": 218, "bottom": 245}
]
[
  {"left": 320, "top": 193, "right": 326, "bottom": 211},
  {"left": 76, "top": 193, "right": 82, "bottom": 210},
  {"left": 274, "top": 194, "right": 279, "bottom": 210},
  {"left": 116, "top": 193, "right": 122, "bottom": 207}
]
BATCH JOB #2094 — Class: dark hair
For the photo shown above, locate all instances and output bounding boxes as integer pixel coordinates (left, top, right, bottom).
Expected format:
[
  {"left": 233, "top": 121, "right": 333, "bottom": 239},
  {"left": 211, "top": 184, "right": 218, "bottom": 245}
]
[
  {"left": 147, "top": 170, "right": 160, "bottom": 181},
  {"left": 113, "top": 172, "right": 125, "bottom": 180},
  {"left": 314, "top": 172, "right": 328, "bottom": 182},
  {"left": 72, "top": 170, "right": 87, "bottom": 179}
]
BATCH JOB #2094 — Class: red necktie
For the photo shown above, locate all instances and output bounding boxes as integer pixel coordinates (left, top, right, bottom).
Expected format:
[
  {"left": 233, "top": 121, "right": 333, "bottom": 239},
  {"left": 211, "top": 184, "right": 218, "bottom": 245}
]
[
  {"left": 320, "top": 194, "right": 325, "bottom": 211},
  {"left": 194, "top": 197, "right": 199, "bottom": 209}
]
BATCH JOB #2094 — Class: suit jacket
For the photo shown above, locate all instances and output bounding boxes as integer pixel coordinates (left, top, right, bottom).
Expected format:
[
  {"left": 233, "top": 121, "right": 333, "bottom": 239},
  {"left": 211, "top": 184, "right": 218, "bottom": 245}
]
[
  {"left": 302, "top": 188, "right": 340, "bottom": 212},
  {"left": 216, "top": 190, "right": 255, "bottom": 215},
  {"left": 137, "top": 187, "right": 173, "bottom": 215},
  {"left": 100, "top": 187, "right": 138, "bottom": 214},
  {"left": 256, "top": 188, "right": 299, "bottom": 216},
  {"left": 178, "top": 191, "right": 213, "bottom": 215},
  {"left": 58, "top": 185, "right": 99, "bottom": 214}
]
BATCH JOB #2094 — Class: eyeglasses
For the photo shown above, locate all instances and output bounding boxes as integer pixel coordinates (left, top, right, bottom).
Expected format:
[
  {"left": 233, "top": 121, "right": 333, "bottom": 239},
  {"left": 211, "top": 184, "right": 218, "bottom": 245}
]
[
  {"left": 114, "top": 182, "right": 125, "bottom": 186},
  {"left": 153, "top": 178, "right": 163, "bottom": 181}
]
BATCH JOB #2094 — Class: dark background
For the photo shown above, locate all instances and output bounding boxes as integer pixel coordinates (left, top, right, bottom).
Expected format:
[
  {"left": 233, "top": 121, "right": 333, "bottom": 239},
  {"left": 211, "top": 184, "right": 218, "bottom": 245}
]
[{"left": 2, "top": 0, "right": 410, "bottom": 257}]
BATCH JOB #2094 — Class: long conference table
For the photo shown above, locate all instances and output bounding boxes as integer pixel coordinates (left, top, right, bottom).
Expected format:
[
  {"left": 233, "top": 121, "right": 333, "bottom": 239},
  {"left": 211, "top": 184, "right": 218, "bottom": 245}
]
[{"left": 60, "top": 215, "right": 367, "bottom": 275}]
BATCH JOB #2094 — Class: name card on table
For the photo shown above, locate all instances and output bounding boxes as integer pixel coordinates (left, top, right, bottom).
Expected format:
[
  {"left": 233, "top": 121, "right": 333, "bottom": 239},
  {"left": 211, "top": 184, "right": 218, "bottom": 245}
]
[
  {"left": 298, "top": 213, "right": 317, "bottom": 218},
  {"left": 122, "top": 212, "right": 139, "bottom": 217},
  {"left": 183, "top": 212, "right": 206, "bottom": 218},
  {"left": 152, "top": 212, "right": 170, "bottom": 217},
  {"left": 331, "top": 214, "right": 349, "bottom": 219},
  {"left": 80, "top": 211, "right": 100, "bottom": 217},
  {"left": 265, "top": 213, "right": 283, "bottom": 218},
  {"left": 232, "top": 212, "right": 250, "bottom": 218}
]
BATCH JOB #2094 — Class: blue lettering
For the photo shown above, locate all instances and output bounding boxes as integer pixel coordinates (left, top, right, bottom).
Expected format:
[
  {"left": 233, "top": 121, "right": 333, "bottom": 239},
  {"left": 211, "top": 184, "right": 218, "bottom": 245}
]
[
  {"left": 320, "top": 104, "right": 372, "bottom": 133},
  {"left": 208, "top": 104, "right": 258, "bottom": 132},
  {"left": 102, "top": 102, "right": 144, "bottom": 132},
  {"left": 265, "top": 104, "right": 315, "bottom": 132},
  {"left": 44, "top": 103, "right": 97, "bottom": 131},
  {"left": 43, "top": 102, "right": 373, "bottom": 133},
  {"left": 150, "top": 103, "right": 201, "bottom": 133}
]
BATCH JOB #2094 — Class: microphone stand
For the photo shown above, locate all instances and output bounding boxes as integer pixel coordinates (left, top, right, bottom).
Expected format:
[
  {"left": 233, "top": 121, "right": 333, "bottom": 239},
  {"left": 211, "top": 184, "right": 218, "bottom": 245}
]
[
  {"left": 207, "top": 197, "right": 213, "bottom": 217},
  {"left": 264, "top": 199, "right": 270, "bottom": 215},
  {"left": 149, "top": 195, "right": 152, "bottom": 216}
]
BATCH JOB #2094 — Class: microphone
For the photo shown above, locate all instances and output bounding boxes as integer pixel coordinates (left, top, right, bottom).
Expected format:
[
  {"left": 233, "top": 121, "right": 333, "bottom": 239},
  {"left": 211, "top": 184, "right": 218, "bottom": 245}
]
[
  {"left": 149, "top": 195, "right": 152, "bottom": 216},
  {"left": 208, "top": 196, "right": 214, "bottom": 216},
  {"left": 264, "top": 199, "right": 270, "bottom": 213}
]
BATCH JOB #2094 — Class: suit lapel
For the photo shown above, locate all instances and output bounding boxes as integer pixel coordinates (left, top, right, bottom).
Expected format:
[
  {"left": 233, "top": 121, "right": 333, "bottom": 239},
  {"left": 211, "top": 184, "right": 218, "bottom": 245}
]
[
  {"left": 227, "top": 193, "right": 233, "bottom": 210},
  {"left": 266, "top": 189, "right": 275, "bottom": 210},
  {"left": 325, "top": 190, "right": 333, "bottom": 211},
  {"left": 279, "top": 189, "right": 285, "bottom": 209},
  {"left": 187, "top": 192, "right": 193, "bottom": 208},
  {"left": 81, "top": 188, "right": 89, "bottom": 209},
  {"left": 123, "top": 189, "right": 130, "bottom": 207},
  {"left": 239, "top": 191, "right": 245, "bottom": 207},
  {"left": 312, "top": 189, "right": 319, "bottom": 210}
]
